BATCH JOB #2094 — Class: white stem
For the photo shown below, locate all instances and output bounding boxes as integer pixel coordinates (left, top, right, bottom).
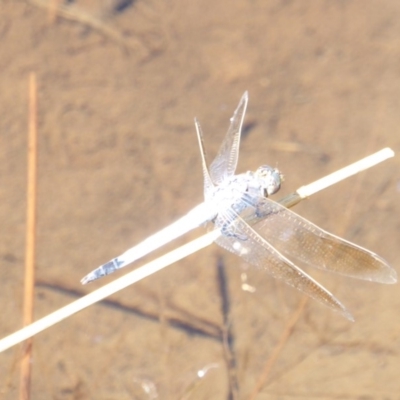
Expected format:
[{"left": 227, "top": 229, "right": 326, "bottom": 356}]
[
  {"left": 0, "top": 148, "right": 394, "bottom": 353},
  {"left": 0, "top": 230, "right": 220, "bottom": 353},
  {"left": 296, "top": 148, "right": 394, "bottom": 198}
]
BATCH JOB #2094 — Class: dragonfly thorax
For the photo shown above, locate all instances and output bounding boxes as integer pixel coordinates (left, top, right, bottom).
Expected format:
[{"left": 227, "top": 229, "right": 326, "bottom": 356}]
[{"left": 205, "top": 165, "right": 282, "bottom": 225}]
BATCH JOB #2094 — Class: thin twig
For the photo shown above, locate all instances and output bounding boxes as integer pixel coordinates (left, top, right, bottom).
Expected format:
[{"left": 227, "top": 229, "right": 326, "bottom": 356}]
[
  {"left": 19, "top": 72, "right": 38, "bottom": 400},
  {"left": 27, "top": 0, "right": 143, "bottom": 53},
  {"left": 247, "top": 296, "right": 308, "bottom": 400},
  {"left": 217, "top": 257, "right": 239, "bottom": 400}
]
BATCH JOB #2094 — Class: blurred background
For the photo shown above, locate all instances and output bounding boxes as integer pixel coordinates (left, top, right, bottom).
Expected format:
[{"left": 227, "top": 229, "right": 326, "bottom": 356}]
[{"left": 1, "top": 1, "right": 400, "bottom": 399}]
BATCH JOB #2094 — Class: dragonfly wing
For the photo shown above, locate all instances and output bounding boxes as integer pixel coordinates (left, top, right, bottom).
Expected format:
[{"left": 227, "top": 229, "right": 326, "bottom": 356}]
[
  {"left": 215, "top": 214, "right": 353, "bottom": 320},
  {"left": 194, "top": 118, "right": 215, "bottom": 196},
  {"left": 209, "top": 92, "right": 248, "bottom": 185},
  {"left": 246, "top": 197, "right": 397, "bottom": 284}
]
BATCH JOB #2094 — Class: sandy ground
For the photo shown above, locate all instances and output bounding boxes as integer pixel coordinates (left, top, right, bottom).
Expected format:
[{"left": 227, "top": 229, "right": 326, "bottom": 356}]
[{"left": 1, "top": 1, "right": 400, "bottom": 399}]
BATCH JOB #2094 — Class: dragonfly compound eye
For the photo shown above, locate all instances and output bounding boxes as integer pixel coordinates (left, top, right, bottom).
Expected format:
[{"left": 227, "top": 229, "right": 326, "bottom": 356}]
[{"left": 255, "top": 165, "right": 282, "bottom": 196}]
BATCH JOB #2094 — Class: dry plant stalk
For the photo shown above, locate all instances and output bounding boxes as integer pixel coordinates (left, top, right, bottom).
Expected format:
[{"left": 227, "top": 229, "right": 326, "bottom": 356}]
[
  {"left": 19, "top": 72, "right": 38, "bottom": 400},
  {"left": 0, "top": 148, "right": 394, "bottom": 354}
]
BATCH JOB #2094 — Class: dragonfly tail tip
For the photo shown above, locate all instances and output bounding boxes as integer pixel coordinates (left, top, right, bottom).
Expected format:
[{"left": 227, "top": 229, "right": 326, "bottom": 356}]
[{"left": 80, "top": 274, "right": 95, "bottom": 285}]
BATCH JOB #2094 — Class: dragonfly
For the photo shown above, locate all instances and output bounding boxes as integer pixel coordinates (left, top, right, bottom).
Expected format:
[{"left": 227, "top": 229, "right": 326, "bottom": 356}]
[{"left": 81, "top": 92, "right": 396, "bottom": 320}]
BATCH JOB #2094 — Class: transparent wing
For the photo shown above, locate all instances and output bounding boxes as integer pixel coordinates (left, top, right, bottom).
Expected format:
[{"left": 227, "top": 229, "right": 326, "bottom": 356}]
[
  {"left": 209, "top": 92, "right": 248, "bottom": 185},
  {"left": 245, "top": 197, "right": 397, "bottom": 284},
  {"left": 194, "top": 118, "right": 215, "bottom": 197},
  {"left": 215, "top": 213, "right": 353, "bottom": 320}
]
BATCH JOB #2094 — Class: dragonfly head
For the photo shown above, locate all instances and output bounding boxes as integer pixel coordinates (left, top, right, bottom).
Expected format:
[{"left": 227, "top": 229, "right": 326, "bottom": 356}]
[{"left": 255, "top": 165, "right": 283, "bottom": 197}]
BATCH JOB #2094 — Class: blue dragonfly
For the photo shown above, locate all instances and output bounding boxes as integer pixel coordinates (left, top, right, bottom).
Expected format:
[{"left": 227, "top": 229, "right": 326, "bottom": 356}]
[{"left": 81, "top": 92, "right": 396, "bottom": 320}]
